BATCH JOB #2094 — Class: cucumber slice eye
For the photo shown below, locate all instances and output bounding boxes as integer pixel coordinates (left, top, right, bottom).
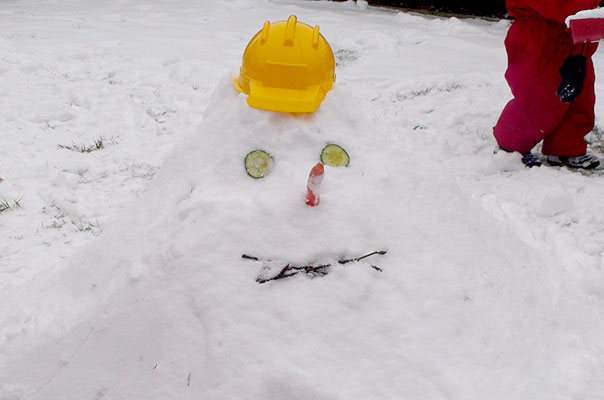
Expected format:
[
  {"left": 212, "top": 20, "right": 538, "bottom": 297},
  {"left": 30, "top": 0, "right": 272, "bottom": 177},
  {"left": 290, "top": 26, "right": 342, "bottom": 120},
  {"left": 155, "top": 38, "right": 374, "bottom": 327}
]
[
  {"left": 321, "top": 144, "right": 350, "bottom": 167},
  {"left": 245, "top": 150, "right": 274, "bottom": 179}
]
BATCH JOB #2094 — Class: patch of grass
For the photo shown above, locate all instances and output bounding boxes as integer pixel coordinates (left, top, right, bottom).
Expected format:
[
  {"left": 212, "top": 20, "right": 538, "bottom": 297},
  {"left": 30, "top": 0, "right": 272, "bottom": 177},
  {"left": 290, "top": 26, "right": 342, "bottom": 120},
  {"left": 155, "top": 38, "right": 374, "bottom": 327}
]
[
  {"left": 0, "top": 198, "right": 22, "bottom": 214},
  {"left": 398, "top": 83, "right": 463, "bottom": 101},
  {"left": 119, "top": 162, "right": 156, "bottom": 180},
  {"left": 443, "top": 83, "right": 463, "bottom": 92},
  {"left": 41, "top": 202, "right": 102, "bottom": 235},
  {"left": 57, "top": 137, "right": 116, "bottom": 153},
  {"left": 73, "top": 220, "right": 102, "bottom": 236},
  {"left": 335, "top": 48, "right": 359, "bottom": 67},
  {"left": 47, "top": 220, "right": 66, "bottom": 230},
  {"left": 146, "top": 108, "right": 176, "bottom": 124},
  {"left": 410, "top": 87, "right": 433, "bottom": 98}
]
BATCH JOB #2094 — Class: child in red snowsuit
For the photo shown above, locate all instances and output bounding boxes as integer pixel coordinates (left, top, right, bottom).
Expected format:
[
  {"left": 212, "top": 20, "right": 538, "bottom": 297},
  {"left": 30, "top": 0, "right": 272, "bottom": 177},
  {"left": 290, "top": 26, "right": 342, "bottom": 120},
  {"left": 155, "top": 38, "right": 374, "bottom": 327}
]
[{"left": 494, "top": 0, "right": 601, "bottom": 169}]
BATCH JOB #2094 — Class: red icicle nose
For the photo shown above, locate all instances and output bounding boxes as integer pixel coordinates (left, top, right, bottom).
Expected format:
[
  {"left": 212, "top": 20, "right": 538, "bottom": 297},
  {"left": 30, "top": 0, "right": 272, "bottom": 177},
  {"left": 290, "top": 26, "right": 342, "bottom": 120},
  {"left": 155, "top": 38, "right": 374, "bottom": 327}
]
[{"left": 306, "top": 162, "right": 324, "bottom": 207}]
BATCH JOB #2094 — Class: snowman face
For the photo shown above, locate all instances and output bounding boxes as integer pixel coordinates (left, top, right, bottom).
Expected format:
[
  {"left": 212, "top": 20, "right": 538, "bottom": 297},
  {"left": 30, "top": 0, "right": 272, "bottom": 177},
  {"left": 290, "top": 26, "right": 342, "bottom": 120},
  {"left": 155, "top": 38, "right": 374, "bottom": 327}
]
[{"left": 187, "top": 77, "right": 390, "bottom": 264}]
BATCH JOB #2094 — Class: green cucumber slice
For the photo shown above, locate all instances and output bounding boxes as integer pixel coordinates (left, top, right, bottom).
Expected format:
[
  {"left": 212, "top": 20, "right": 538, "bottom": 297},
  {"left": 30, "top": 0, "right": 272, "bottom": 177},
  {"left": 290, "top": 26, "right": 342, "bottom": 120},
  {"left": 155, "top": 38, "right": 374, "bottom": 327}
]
[
  {"left": 320, "top": 144, "right": 350, "bottom": 167},
  {"left": 245, "top": 150, "right": 274, "bottom": 179}
]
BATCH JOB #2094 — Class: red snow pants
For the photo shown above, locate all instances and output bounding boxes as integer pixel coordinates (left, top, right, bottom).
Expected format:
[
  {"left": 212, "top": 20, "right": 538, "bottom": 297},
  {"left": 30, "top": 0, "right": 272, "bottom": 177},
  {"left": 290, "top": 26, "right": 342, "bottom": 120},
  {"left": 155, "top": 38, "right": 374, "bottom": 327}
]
[{"left": 494, "top": 17, "right": 598, "bottom": 157}]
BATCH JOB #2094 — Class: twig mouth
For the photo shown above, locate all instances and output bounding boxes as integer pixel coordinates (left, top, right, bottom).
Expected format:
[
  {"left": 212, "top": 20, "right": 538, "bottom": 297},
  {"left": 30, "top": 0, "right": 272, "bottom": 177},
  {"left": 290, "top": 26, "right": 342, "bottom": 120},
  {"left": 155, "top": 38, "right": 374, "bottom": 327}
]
[{"left": 242, "top": 250, "right": 388, "bottom": 283}]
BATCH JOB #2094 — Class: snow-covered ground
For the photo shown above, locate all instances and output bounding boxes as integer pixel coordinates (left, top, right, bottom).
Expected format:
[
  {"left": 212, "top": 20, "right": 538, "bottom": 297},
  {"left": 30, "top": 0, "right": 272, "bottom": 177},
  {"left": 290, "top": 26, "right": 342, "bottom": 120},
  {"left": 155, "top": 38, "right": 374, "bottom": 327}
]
[{"left": 2, "top": 0, "right": 604, "bottom": 399}]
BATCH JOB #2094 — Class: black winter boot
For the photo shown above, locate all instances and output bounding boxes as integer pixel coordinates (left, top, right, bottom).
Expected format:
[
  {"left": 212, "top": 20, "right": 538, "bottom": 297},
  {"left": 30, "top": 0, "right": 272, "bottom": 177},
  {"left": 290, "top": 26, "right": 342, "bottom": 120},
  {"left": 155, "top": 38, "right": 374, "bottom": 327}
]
[{"left": 546, "top": 154, "right": 600, "bottom": 169}]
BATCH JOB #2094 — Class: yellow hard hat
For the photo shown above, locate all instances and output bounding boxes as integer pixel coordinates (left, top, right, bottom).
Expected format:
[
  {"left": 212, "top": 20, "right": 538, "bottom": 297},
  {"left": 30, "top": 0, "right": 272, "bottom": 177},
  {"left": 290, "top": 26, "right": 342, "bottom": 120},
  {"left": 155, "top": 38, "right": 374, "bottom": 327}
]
[{"left": 234, "top": 15, "right": 336, "bottom": 113}]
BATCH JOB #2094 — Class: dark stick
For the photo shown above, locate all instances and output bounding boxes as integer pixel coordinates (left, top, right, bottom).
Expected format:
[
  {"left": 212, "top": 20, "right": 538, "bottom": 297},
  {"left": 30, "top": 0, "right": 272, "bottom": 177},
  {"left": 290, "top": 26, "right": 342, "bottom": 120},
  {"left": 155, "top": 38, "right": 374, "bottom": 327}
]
[
  {"left": 338, "top": 250, "right": 388, "bottom": 264},
  {"left": 256, "top": 263, "right": 331, "bottom": 284}
]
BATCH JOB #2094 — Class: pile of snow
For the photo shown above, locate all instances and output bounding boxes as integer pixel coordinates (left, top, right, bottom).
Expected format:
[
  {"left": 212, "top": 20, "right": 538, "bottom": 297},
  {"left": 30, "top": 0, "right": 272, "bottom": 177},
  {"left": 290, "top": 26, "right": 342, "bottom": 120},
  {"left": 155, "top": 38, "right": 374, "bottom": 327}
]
[{"left": 2, "top": 1, "right": 604, "bottom": 399}]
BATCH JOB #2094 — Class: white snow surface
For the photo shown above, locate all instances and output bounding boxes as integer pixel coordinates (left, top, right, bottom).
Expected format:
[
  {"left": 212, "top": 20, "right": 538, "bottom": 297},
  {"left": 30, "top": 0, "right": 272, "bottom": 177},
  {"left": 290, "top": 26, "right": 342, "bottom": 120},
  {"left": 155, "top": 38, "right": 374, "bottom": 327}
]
[{"left": 2, "top": 1, "right": 604, "bottom": 399}]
